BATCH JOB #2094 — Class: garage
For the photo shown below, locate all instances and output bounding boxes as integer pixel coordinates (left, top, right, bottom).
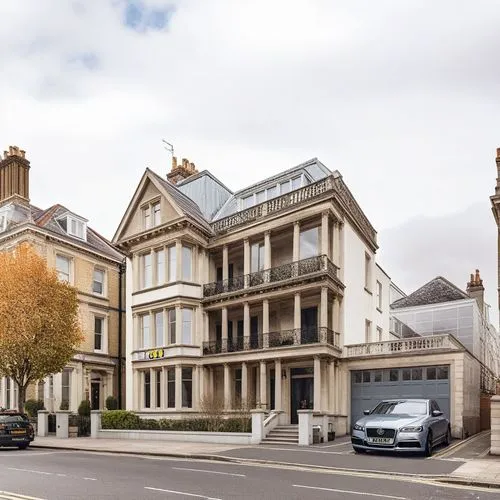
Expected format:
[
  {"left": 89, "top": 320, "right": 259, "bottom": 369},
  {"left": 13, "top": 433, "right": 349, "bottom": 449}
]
[{"left": 350, "top": 365, "right": 450, "bottom": 427}]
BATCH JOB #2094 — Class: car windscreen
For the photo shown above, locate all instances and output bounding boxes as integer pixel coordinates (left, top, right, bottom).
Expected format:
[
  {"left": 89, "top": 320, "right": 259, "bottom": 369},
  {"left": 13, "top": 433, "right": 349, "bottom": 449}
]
[
  {"left": 0, "top": 415, "right": 25, "bottom": 423},
  {"left": 371, "top": 401, "right": 427, "bottom": 416}
]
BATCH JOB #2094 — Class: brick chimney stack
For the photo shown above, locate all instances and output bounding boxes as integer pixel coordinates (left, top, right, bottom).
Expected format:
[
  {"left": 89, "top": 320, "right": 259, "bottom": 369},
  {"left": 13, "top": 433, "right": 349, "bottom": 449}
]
[
  {"left": 167, "top": 156, "right": 198, "bottom": 184},
  {"left": 0, "top": 146, "right": 30, "bottom": 204},
  {"left": 467, "top": 269, "right": 485, "bottom": 314}
]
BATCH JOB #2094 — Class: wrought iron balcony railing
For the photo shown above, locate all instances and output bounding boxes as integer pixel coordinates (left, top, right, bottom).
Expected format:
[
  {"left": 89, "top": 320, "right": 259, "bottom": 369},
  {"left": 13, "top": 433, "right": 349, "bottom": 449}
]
[
  {"left": 203, "top": 254, "right": 338, "bottom": 298},
  {"left": 210, "top": 175, "right": 377, "bottom": 247},
  {"left": 202, "top": 327, "right": 340, "bottom": 355}
]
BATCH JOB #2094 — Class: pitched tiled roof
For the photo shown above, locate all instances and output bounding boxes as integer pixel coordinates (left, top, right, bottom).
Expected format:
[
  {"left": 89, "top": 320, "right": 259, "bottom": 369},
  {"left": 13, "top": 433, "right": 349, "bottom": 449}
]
[
  {"left": 147, "top": 169, "right": 213, "bottom": 233},
  {"left": 31, "top": 204, "right": 123, "bottom": 261},
  {"left": 391, "top": 276, "right": 469, "bottom": 309}
]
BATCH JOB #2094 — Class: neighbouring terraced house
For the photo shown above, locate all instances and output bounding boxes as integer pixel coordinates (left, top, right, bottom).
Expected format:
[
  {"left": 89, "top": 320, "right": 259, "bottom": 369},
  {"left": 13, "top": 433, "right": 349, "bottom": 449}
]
[
  {"left": 114, "top": 154, "right": 499, "bottom": 441},
  {"left": 0, "top": 146, "right": 125, "bottom": 412}
]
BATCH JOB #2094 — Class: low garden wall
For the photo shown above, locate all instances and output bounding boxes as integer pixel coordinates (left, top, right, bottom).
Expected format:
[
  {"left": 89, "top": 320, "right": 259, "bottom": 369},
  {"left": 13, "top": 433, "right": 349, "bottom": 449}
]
[{"left": 91, "top": 410, "right": 254, "bottom": 445}]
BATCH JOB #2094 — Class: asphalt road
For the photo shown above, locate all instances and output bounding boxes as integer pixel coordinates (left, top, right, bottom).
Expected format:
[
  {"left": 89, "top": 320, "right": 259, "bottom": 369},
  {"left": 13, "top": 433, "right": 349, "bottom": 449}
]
[{"left": 0, "top": 448, "right": 497, "bottom": 500}]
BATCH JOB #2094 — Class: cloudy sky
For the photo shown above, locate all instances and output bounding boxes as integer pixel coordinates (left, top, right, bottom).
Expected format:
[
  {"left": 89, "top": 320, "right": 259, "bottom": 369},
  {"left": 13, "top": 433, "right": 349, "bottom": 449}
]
[{"left": 1, "top": 1, "right": 499, "bottom": 324}]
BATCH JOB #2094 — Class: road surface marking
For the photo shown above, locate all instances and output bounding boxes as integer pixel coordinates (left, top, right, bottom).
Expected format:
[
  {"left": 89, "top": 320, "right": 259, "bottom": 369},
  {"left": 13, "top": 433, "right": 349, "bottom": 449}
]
[
  {"left": 293, "top": 484, "right": 407, "bottom": 499},
  {"left": 8, "top": 468, "right": 52, "bottom": 476},
  {"left": 83, "top": 477, "right": 97, "bottom": 481},
  {"left": 432, "top": 430, "right": 490, "bottom": 459},
  {"left": 253, "top": 446, "right": 354, "bottom": 455},
  {"left": 317, "top": 442, "right": 353, "bottom": 448},
  {"left": 144, "top": 487, "right": 221, "bottom": 499},
  {"left": 0, "top": 493, "right": 46, "bottom": 500},
  {"left": 172, "top": 467, "right": 245, "bottom": 477}
]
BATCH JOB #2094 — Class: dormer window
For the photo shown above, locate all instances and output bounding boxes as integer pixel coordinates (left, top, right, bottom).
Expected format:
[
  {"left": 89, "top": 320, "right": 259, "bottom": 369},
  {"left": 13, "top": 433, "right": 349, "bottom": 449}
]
[{"left": 57, "top": 213, "right": 87, "bottom": 241}]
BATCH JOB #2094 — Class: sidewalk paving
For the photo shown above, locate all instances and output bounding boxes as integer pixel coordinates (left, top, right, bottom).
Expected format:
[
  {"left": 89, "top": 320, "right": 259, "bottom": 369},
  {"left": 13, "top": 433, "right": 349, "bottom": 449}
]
[{"left": 30, "top": 435, "right": 500, "bottom": 489}]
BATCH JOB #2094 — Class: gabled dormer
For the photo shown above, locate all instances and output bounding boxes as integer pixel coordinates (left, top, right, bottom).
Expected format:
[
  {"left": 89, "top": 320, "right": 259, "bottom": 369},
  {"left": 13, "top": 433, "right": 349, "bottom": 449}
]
[{"left": 56, "top": 211, "right": 88, "bottom": 241}]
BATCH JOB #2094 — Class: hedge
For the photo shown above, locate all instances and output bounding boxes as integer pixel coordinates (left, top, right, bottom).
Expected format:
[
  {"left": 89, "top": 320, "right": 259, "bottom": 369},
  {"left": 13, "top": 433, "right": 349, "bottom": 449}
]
[{"left": 101, "top": 410, "right": 251, "bottom": 433}]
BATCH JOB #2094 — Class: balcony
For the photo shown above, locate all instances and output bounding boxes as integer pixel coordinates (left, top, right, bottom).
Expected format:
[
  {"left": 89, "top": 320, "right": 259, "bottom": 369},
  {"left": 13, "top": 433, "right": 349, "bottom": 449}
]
[
  {"left": 203, "top": 255, "right": 339, "bottom": 299},
  {"left": 210, "top": 174, "right": 377, "bottom": 247},
  {"left": 202, "top": 327, "right": 340, "bottom": 355},
  {"left": 343, "top": 334, "right": 464, "bottom": 358}
]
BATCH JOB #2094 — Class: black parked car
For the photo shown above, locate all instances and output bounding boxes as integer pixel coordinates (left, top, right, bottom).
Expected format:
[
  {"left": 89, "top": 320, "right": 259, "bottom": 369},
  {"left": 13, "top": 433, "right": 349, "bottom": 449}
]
[{"left": 0, "top": 411, "right": 34, "bottom": 449}]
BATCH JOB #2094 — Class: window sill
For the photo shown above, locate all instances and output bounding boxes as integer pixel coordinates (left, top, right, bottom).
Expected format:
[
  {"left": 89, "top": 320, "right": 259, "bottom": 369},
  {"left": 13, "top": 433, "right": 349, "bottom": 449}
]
[
  {"left": 364, "top": 287, "right": 373, "bottom": 295},
  {"left": 133, "top": 281, "right": 201, "bottom": 295}
]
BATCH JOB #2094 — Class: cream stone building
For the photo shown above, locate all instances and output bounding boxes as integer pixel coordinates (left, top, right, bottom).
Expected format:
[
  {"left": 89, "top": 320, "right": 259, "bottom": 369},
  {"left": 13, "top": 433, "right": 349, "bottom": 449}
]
[
  {"left": 114, "top": 155, "right": 491, "bottom": 441},
  {"left": 0, "top": 146, "right": 125, "bottom": 412}
]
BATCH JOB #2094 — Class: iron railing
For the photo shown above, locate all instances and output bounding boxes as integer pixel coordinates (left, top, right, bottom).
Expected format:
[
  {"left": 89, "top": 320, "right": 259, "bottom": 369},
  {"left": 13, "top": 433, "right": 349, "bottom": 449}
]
[
  {"left": 203, "top": 255, "right": 338, "bottom": 298},
  {"left": 202, "top": 327, "right": 339, "bottom": 355},
  {"left": 210, "top": 175, "right": 377, "bottom": 246}
]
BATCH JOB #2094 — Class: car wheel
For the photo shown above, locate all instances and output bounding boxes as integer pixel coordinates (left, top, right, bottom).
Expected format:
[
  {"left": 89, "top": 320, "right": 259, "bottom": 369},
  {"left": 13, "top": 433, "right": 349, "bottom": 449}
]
[
  {"left": 424, "top": 432, "right": 433, "bottom": 457},
  {"left": 353, "top": 447, "right": 365, "bottom": 454},
  {"left": 17, "top": 444, "right": 29, "bottom": 450},
  {"left": 444, "top": 427, "right": 451, "bottom": 446}
]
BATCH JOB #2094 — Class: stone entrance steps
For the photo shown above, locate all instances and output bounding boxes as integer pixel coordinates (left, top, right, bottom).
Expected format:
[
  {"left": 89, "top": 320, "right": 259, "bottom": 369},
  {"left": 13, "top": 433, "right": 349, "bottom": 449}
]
[{"left": 262, "top": 425, "right": 299, "bottom": 445}]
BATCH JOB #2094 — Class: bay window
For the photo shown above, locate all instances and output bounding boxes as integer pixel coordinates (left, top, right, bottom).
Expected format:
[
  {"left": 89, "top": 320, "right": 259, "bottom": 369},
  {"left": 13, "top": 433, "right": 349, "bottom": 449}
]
[
  {"left": 182, "top": 308, "right": 192, "bottom": 344},
  {"left": 182, "top": 368, "right": 193, "bottom": 408},
  {"left": 182, "top": 245, "right": 192, "bottom": 281}
]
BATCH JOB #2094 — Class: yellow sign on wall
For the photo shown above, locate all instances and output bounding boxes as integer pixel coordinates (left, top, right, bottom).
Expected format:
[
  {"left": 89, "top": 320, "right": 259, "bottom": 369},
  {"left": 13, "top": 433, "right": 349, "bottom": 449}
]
[{"left": 148, "top": 348, "right": 165, "bottom": 360}]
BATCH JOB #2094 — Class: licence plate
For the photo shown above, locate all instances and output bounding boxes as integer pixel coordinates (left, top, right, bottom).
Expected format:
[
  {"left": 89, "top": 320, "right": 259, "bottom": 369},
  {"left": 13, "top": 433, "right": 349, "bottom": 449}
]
[
  {"left": 11, "top": 438, "right": 26, "bottom": 441},
  {"left": 367, "top": 437, "right": 394, "bottom": 444},
  {"left": 11, "top": 430, "right": 26, "bottom": 435}
]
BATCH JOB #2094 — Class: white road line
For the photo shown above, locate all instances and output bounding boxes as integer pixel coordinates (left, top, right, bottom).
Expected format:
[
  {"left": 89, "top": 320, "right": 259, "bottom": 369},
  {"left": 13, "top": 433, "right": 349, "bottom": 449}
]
[
  {"left": 293, "top": 484, "right": 407, "bottom": 499},
  {"left": 0, "top": 492, "right": 46, "bottom": 500},
  {"left": 7, "top": 468, "right": 52, "bottom": 476},
  {"left": 83, "top": 477, "right": 97, "bottom": 481},
  {"left": 256, "top": 446, "right": 353, "bottom": 455},
  {"left": 172, "top": 467, "right": 245, "bottom": 477},
  {"left": 144, "top": 486, "right": 222, "bottom": 499},
  {"left": 317, "top": 442, "right": 353, "bottom": 448}
]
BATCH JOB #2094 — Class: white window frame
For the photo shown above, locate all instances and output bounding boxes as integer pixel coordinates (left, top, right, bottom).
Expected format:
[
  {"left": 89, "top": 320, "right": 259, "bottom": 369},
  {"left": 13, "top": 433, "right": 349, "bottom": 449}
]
[
  {"left": 92, "top": 268, "right": 106, "bottom": 296},
  {"left": 364, "top": 253, "right": 372, "bottom": 291},
  {"left": 142, "top": 199, "right": 161, "bottom": 230},
  {"left": 376, "top": 326, "right": 383, "bottom": 342},
  {"left": 376, "top": 280, "right": 382, "bottom": 310},
  {"left": 181, "top": 245, "right": 192, "bottom": 281},
  {"left": 140, "top": 314, "right": 151, "bottom": 349},
  {"left": 56, "top": 254, "right": 73, "bottom": 284},
  {"left": 365, "top": 319, "right": 372, "bottom": 343},
  {"left": 155, "top": 248, "right": 165, "bottom": 285},
  {"left": 93, "top": 314, "right": 108, "bottom": 354},
  {"left": 141, "top": 252, "right": 152, "bottom": 289},
  {"left": 181, "top": 308, "right": 193, "bottom": 344}
]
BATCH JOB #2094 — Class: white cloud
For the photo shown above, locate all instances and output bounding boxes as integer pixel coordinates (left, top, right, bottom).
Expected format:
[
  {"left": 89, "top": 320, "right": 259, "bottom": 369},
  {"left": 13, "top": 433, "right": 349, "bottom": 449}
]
[{"left": 1, "top": 0, "right": 499, "bottom": 324}]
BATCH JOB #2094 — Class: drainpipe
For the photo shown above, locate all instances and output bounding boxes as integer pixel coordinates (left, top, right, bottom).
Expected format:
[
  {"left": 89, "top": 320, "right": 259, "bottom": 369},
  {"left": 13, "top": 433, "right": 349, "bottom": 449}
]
[{"left": 118, "top": 259, "right": 125, "bottom": 409}]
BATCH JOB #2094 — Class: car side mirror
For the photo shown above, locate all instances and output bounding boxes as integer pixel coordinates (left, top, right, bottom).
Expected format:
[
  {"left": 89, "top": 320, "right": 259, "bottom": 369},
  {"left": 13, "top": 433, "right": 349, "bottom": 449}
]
[
  {"left": 363, "top": 409, "right": 370, "bottom": 415},
  {"left": 432, "top": 410, "right": 443, "bottom": 417}
]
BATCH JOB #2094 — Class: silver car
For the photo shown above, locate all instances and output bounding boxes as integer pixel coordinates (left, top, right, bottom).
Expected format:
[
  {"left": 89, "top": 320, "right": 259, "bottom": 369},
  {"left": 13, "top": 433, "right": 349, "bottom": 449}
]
[{"left": 351, "top": 399, "right": 451, "bottom": 456}]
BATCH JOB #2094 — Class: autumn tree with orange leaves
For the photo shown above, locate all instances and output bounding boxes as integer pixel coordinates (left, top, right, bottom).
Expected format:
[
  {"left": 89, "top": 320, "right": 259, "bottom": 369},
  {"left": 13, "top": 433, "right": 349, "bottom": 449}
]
[{"left": 0, "top": 244, "right": 83, "bottom": 412}]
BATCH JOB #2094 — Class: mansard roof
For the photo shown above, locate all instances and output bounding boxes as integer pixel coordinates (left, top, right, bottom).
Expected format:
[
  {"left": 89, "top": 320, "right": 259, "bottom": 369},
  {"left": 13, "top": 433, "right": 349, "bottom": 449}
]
[{"left": 391, "top": 276, "right": 469, "bottom": 309}]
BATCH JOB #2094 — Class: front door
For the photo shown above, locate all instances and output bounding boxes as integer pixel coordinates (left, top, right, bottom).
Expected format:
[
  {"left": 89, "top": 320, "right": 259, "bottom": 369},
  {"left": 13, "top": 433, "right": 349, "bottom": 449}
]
[
  {"left": 91, "top": 382, "right": 100, "bottom": 410},
  {"left": 301, "top": 307, "right": 318, "bottom": 344},
  {"left": 290, "top": 368, "right": 314, "bottom": 424}
]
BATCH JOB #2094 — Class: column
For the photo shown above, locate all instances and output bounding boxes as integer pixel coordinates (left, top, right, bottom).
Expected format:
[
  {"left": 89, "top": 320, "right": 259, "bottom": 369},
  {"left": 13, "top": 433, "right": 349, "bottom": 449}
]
[
  {"left": 133, "top": 369, "right": 140, "bottom": 410},
  {"left": 331, "top": 222, "right": 338, "bottom": 266},
  {"left": 260, "top": 361, "right": 267, "bottom": 409},
  {"left": 203, "top": 311, "right": 209, "bottom": 343},
  {"left": 175, "top": 240, "right": 182, "bottom": 281},
  {"left": 222, "top": 307, "right": 228, "bottom": 351},
  {"left": 321, "top": 211, "right": 329, "bottom": 257},
  {"left": 262, "top": 299, "right": 269, "bottom": 348},
  {"left": 274, "top": 359, "right": 282, "bottom": 411},
  {"left": 150, "top": 368, "right": 156, "bottom": 409},
  {"left": 320, "top": 287, "right": 328, "bottom": 329},
  {"left": 241, "top": 362, "right": 248, "bottom": 407},
  {"left": 243, "top": 302, "right": 250, "bottom": 342},
  {"left": 294, "top": 293, "right": 301, "bottom": 344},
  {"left": 338, "top": 222, "right": 344, "bottom": 279},
  {"left": 174, "top": 305, "right": 182, "bottom": 344},
  {"left": 332, "top": 297, "right": 341, "bottom": 347},
  {"left": 222, "top": 245, "right": 229, "bottom": 281},
  {"left": 198, "top": 366, "right": 206, "bottom": 405},
  {"left": 175, "top": 365, "right": 182, "bottom": 410},
  {"left": 192, "top": 365, "right": 199, "bottom": 410},
  {"left": 243, "top": 238, "right": 250, "bottom": 288},
  {"left": 329, "top": 361, "right": 336, "bottom": 413},
  {"left": 334, "top": 363, "right": 340, "bottom": 414},
  {"left": 292, "top": 221, "right": 300, "bottom": 261},
  {"left": 338, "top": 298, "right": 344, "bottom": 347},
  {"left": 314, "top": 356, "right": 321, "bottom": 412},
  {"left": 224, "top": 364, "right": 231, "bottom": 411},
  {"left": 161, "top": 366, "right": 166, "bottom": 409},
  {"left": 106, "top": 372, "right": 114, "bottom": 400},
  {"left": 264, "top": 231, "right": 271, "bottom": 269}
]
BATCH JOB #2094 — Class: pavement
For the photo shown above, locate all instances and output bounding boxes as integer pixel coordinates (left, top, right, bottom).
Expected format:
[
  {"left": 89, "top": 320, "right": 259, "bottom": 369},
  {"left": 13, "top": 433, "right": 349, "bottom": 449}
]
[
  {"left": 0, "top": 448, "right": 499, "bottom": 499},
  {"left": 28, "top": 431, "right": 500, "bottom": 491}
]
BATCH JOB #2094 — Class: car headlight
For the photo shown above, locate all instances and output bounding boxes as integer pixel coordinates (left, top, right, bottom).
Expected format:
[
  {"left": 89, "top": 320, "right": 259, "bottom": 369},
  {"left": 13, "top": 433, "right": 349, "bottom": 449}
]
[
  {"left": 353, "top": 423, "right": 365, "bottom": 431},
  {"left": 400, "top": 426, "right": 423, "bottom": 433}
]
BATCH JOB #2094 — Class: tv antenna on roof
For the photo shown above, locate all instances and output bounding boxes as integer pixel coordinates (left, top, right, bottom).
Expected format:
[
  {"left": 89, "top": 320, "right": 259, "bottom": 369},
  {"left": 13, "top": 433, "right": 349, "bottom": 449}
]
[{"left": 162, "top": 139, "right": 174, "bottom": 158}]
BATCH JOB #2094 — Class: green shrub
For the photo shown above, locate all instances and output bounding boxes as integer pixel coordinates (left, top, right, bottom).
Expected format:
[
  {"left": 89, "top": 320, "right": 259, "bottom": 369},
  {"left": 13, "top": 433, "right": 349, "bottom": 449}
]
[
  {"left": 25, "top": 399, "right": 45, "bottom": 418},
  {"left": 100, "top": 413, "right": 251, "bottom": 433},
  {"left": 59, "top": 400, "right": 69, "bottom": 411},
  {"left": 101, "top": 410, "right": 141, "bottom": 430},
  {"left": 78, "top": 400, "right": 91, "bottom": 417},
  {"left": 105, "top": 396, "right": 118, "bottom": 410}
]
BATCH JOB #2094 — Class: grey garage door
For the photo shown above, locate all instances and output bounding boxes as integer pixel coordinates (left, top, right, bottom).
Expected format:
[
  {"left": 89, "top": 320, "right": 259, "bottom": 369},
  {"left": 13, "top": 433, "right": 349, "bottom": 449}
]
[{"left": 351, "top": 365, "right": 450, "bottom": 427}]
